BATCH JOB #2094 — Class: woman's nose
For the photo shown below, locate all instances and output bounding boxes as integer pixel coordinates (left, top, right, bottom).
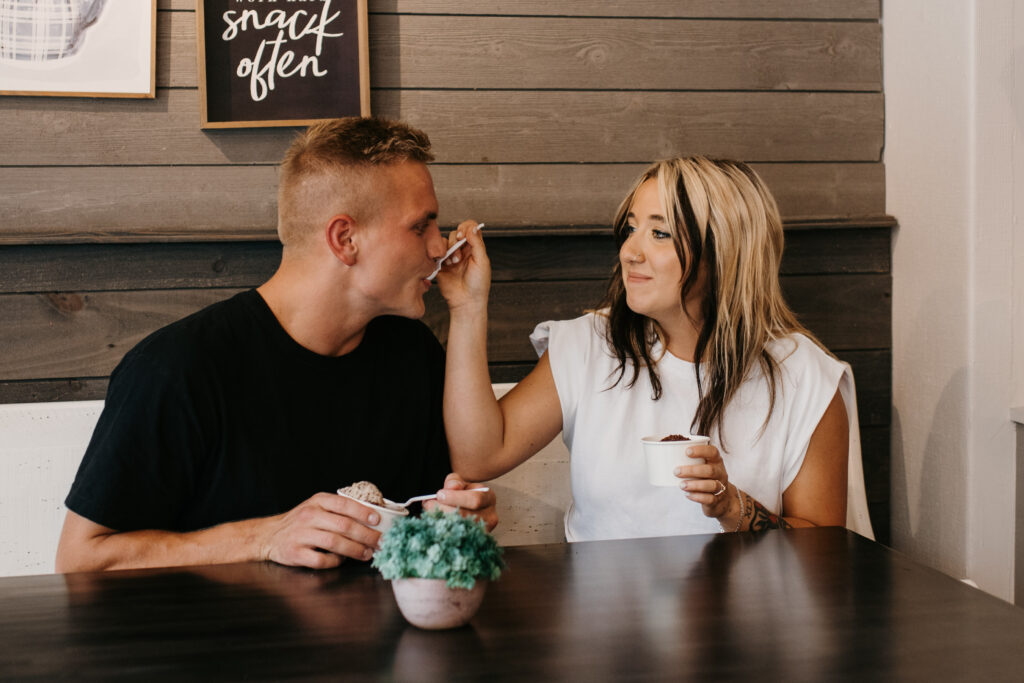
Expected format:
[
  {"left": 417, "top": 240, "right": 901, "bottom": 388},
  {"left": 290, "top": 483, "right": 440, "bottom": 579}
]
[{"left": 621, "top": 235, "right": 644, "bottom": 263}]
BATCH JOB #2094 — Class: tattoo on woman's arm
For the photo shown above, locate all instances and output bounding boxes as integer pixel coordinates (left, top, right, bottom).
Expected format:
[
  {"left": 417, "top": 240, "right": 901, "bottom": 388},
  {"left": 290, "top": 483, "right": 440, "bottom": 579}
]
[{"left": 746, "top": 497, "right": 792, "bottom": 531}]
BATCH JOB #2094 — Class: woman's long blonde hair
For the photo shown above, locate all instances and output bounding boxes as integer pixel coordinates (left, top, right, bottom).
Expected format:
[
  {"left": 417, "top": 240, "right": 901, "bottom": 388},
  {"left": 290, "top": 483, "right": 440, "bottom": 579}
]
[{"left": 601, "top": 157, "right": 824, "bottom": 440}]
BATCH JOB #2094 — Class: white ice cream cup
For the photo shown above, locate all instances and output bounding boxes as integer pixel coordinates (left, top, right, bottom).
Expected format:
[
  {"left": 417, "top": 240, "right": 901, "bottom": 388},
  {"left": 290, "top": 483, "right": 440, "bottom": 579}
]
[
  {"left": 641, "top": 434, "right": 711, "bottom": 487},
  {"left": 336, "top": 491, "right": 410, "bottom": 533}
]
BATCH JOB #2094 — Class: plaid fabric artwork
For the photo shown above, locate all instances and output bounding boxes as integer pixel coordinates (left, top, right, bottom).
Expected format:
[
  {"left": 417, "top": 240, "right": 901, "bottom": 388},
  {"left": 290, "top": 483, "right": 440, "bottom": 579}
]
[{"left": 0, "top": 0, "right": 106, "bottom": 63}]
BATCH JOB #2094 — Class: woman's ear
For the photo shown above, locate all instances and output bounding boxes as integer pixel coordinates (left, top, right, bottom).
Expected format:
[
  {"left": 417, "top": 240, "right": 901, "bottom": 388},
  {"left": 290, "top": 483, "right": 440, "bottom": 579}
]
[{"left": 325, "top": 214, "right": 358, "bottom": 266}]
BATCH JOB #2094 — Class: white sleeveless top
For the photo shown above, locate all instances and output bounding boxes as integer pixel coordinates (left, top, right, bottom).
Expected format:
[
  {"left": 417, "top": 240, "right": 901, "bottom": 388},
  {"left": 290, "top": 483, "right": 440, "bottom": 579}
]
[{"left": 530, "top": 313, "right": 852, "bottom": 542}]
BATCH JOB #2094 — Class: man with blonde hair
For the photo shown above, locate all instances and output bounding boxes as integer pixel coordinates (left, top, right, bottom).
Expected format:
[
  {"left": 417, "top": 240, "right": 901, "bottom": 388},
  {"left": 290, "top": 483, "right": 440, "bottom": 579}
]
[{"left": 57, "top": 117, "right": 496, "bottom": 572}]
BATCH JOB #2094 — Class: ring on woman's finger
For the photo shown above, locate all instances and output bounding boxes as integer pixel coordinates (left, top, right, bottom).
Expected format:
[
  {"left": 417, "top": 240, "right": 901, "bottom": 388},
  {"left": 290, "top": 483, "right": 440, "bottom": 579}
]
[{"left": 712, "top": 480, "right": 727, "bottom": 497}]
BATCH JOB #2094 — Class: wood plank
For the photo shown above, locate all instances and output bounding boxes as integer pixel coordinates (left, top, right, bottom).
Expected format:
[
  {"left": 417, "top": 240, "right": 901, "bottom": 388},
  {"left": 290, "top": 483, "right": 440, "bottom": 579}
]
[
  {"left": 0, "top": 163, "right": 885, "bottom": 242},
  {"left": 370, "top": 16, "right": 880, "bottom": 91},
  {"left": 780, "top": 226, "right": 890, "bottom": 275},
  {"left": 0, "top": 225, "right": 890, "bottom": 292},
  {"left": 160, "top": 14, "right": 880, "bottom": 91},
  {"left": 0, "top": 379, "right": 108, "bottom": 404},
  {"left": 0, "top": 274, "right": 889, "bottom": 380},
  {"left": 0, "top": 89, "right": 883, "bottom": 165},
  {"left": 860, "top": 424, "right": 890, "bottom": 542},
  {"left": 782, "top": 274, "right": 890, "bottom": 351},
  {"left": 157, "top": 8, "right": 198, "bottom": 89},
  {"left": 835, "top": 350, "right": 890, "bottom": 427},
  {"left": 0, "top": 290, "right": 244, "bottom": 381},
  {"left": 372, "top": 90, "right": 885, "bottom": 163},
  {"left": 426, "top": 275, "right": 890, "bottom": 358},
  {"left": 0, "top": 166, "right": 281, "bottom": 242},
  {"left": 160, "top": 1, "right": 881, "bottom": 19},
  {"left": 364, "top": 1, "right": 881, "bottom": 20},
  {"left": 0, "top": 243, "right": 282, "bottom": 293}
]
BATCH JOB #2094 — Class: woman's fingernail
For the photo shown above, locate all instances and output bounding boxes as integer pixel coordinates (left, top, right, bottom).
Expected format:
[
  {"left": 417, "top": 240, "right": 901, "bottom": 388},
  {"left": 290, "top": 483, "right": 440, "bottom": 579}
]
[
  {"left": 456, "top": 232, "right": 463, "bottom": 239},
  {"left": 679, "top": 480, "right": 688, "bottom": 491},
  {"left": 452, "top": 255, "right": 460, "bottom": 264}
]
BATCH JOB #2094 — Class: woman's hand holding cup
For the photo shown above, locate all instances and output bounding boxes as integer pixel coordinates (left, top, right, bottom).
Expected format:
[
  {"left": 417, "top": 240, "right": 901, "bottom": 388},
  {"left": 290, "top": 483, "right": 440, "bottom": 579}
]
[{"left": 674, "top": 442, "right": 733, "bottom": 520}]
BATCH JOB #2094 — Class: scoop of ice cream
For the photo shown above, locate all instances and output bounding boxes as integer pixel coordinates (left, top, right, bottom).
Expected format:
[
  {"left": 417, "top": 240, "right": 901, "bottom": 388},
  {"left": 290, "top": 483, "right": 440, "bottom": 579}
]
[
  {"left": 339, "top": 481, "right": 385, "bottom": 506},
  {"left": 660, "top": 434, "right": 691, "bottom": 442}
]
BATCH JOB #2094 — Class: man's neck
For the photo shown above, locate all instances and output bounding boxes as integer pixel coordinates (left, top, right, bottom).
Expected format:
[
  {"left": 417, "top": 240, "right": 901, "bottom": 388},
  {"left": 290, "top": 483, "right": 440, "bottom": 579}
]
[{"left": 257, "top": 258, "right": 372, "bottom": 358}]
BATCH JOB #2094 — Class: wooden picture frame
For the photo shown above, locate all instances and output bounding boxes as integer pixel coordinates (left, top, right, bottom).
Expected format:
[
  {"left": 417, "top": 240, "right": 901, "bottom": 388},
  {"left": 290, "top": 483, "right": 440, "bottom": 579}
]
[
  {"left": 0, "top": 0, "right": 156, "bottom": 99},
  {"left": 196, "top": 0, "right": 370, "bottom": 129}
]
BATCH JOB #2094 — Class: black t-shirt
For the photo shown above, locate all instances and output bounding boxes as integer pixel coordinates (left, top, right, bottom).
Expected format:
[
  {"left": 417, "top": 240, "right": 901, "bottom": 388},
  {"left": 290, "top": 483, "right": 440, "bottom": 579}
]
[{"left": 65, "top": 290, "right": 450, "bottom": 532}]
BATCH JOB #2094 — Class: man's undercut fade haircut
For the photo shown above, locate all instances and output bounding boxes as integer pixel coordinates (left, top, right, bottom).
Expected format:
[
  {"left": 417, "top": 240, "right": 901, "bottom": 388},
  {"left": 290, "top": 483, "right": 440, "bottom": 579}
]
[{"left": 277, "top": 117, "right": 435, "bottom": 248}]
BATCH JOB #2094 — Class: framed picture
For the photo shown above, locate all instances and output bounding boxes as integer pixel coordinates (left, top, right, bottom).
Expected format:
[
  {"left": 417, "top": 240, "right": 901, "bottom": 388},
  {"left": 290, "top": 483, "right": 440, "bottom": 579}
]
[
  {"left": 196, "top": 0, "right": 370, "bottom": 129},
  {"left": 0, "top": 0, "right": 156, "bottom": 98}
]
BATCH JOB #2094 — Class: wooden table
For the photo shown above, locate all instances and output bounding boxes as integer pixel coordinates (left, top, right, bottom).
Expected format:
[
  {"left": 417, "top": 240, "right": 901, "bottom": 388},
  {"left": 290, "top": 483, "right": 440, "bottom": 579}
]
[{"left": 1, "top": 527, "right": 1022, "bottom": 681}]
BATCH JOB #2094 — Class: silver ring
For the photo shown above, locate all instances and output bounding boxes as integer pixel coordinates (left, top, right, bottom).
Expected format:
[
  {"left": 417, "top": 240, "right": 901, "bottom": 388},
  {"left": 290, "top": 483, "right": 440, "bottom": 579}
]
[{"left": 712, "top": 480, "right": 727, "bottom": 497}]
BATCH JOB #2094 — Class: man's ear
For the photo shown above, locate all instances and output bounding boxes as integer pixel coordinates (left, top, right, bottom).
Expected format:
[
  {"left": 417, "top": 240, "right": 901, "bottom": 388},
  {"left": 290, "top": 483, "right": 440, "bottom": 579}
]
[{"left": 325, "top": 214, "right": 358, "bottom": 266}]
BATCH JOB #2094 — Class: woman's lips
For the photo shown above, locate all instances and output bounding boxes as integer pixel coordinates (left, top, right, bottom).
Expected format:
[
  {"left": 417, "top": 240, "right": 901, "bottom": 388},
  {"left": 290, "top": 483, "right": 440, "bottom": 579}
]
[{"left": 626, "top": 272, "right": 652, "bottom": 284}]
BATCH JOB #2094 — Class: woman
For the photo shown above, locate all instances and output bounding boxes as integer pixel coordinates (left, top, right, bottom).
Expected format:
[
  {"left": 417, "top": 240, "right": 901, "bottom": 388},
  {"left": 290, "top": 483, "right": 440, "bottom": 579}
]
[{"left": 438, "top": 157, "right": 851, "bottom": 541}]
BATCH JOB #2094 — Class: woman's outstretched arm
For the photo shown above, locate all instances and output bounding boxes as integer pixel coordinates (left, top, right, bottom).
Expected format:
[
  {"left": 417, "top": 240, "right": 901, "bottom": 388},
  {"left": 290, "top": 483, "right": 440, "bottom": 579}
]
[{"left": 437, "top": 222, "right": 563, "bottom": 481}]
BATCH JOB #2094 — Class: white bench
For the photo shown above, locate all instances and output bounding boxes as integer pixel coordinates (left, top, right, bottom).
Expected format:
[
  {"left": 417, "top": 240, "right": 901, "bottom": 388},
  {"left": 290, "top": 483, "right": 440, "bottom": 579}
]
[
  {"left": 0, "top": 391, "right": 567, "bottom": 576},
  {"left": 0, "top": 400, "right": 104, "bottom": 577},
  {"left": 0, "top": 384, "right": 872, "bottom": 576}
]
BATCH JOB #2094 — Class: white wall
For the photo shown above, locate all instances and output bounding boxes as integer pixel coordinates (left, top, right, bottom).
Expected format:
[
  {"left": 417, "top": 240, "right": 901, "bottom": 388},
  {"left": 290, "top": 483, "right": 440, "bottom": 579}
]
[{"left": 885, "top": 0, "right": 1021, "bottom": 601}]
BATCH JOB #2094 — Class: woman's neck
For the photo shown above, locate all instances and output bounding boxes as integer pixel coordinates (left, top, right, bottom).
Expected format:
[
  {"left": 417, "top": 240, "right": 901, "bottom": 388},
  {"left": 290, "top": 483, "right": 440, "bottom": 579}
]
[{"left": 658, "top": 310, "right": 703, "bottom": 362}]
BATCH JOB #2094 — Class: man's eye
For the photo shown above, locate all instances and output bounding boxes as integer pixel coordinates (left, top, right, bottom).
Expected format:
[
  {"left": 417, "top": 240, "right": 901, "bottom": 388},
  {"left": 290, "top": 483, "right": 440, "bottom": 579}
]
[{"left": 653, "top": 229, "right": 671, "bottom": 239}]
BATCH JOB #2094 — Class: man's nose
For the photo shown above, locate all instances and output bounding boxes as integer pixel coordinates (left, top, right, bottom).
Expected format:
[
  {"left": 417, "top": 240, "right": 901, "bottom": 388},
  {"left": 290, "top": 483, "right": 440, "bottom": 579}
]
[{"left": 427, "top": 226, "right": 447, "bottom": 259}]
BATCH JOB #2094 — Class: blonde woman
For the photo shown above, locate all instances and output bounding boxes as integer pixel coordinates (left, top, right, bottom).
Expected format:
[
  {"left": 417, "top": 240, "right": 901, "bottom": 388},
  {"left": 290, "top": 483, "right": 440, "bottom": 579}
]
[{"left": 437, "top": 157, "right": 851, "bottom": 541}]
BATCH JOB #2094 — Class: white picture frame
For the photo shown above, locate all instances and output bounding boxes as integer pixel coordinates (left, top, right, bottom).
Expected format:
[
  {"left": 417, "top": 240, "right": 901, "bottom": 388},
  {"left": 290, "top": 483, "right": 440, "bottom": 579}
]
[{"left": 0, "top": 0, "right": 156, "bottom": 98}]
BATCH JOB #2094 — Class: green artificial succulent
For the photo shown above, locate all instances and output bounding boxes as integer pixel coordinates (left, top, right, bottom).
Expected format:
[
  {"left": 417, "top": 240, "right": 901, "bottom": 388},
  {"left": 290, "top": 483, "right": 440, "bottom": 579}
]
[{"left": 372, "top": 508, "right": 505, "bottom": 590}]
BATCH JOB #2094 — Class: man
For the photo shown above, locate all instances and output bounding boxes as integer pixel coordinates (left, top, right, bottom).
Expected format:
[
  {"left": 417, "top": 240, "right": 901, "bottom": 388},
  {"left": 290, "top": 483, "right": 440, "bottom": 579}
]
[{"left": 56, "top": 117, "right": 496, "bottom": 572}]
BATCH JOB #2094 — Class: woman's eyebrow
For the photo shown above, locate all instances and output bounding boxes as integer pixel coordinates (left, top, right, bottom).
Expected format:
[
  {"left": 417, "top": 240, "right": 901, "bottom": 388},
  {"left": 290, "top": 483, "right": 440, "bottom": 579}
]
[{"left": 627, "top": 210, "right": 666, "bottom": 223}]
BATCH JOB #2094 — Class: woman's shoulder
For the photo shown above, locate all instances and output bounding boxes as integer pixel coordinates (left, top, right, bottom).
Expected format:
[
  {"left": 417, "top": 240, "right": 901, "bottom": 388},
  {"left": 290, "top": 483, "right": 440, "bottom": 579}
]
[
  {"left": 529, "top": 310, "right": 608, "bottom": 356},
  {"left": 765, "top": 332, "right": 845, "bottom": 387}
]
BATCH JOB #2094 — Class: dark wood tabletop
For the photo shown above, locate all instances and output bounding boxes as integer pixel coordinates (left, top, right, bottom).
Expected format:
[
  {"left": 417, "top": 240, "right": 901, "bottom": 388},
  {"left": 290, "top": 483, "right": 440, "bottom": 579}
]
[{"left": 1, "top": 527, "right": 1022, "bottom": 681}]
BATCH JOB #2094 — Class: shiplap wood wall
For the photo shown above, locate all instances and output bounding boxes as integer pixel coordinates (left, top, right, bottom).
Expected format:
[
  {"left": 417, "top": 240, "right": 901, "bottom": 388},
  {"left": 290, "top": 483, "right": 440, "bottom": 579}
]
[{"left": 0, "top": 1, "right": 890, "bottom": 540}]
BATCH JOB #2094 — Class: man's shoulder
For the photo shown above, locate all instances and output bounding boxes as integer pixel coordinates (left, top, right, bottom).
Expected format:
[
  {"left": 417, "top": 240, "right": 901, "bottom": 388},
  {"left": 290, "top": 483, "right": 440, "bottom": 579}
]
[
  {"left": 368, "top": 316, "right": 441, "bottom": 351},
  {"left": 118, "top": 290, "right": 259, "bottom": 376}
]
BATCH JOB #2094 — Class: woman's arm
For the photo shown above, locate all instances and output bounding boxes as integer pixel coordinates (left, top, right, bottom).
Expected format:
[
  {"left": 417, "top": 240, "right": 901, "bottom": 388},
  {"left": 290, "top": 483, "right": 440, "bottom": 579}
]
[
  {"left": 682, "top": 388, "right": 848, "bottom": 531},
  {"left": 437, "top": 223, "right": 563, "bottom": 481},
  {"left": 776, "top": 387, "right": 849, "bottom": 527}
]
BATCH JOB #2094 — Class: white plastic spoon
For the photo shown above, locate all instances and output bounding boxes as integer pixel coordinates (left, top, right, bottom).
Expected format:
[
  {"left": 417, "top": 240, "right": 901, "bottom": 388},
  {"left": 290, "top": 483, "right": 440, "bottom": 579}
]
[
  {"left": 426, "top": 223, "right": 485, "bottom": 280},
  {"left": 387, "top": 486, "right": 490, "bottom": 509}
]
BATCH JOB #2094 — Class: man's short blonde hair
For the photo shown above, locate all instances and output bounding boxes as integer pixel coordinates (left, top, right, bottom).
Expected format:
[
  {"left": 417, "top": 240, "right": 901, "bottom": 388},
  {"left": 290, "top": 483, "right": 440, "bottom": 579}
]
[{"left": 277, "top": 117, "right": 435, "bottom": 248}]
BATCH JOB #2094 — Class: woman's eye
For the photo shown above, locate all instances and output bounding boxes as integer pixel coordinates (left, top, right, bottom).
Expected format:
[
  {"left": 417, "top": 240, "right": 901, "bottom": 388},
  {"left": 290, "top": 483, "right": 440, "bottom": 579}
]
[
  {"left": 625, "top": 224, "right": 637, "bottom": 234},
  {"left": 653, "top": 229, "right": 671, "bottom": 239}
]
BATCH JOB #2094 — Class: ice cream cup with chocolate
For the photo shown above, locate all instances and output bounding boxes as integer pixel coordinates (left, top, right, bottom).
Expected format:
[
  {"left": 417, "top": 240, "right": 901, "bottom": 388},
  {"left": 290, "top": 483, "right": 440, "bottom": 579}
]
[
  {"left": 640, "top": 434, "right": 711, "bottom": 487},
  {"left": 337, "top": 481, "right": 409, "bottom": 533}
]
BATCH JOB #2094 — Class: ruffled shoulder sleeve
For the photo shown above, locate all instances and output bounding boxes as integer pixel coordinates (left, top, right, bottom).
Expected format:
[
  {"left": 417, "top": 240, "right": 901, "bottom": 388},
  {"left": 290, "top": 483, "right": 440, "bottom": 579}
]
[
  {"left": 772, "top": 334, "right": 851, "bottom": 491},
  {"left": 528, "top": 313, "right": 605, "bottom": 441}
]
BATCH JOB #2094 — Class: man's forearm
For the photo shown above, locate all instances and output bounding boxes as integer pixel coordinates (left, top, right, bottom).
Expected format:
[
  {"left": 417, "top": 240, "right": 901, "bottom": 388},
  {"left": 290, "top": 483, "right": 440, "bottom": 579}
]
[{"left": 56, "top": 515, "right": 274, "bottom": 572}]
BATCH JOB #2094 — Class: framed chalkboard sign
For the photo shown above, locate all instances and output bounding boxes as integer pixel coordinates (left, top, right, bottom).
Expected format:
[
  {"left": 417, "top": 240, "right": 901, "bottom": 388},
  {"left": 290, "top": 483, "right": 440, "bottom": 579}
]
[{"left": 196, "top": 0, "right": 369, "bottom": 129}]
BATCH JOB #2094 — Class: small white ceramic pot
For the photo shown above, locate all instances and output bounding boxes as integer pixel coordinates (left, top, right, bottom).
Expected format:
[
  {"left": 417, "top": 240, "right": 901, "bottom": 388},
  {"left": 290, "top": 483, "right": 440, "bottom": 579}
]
[{"left": 391, "top": 577, "right": 487, "bottom": 630}]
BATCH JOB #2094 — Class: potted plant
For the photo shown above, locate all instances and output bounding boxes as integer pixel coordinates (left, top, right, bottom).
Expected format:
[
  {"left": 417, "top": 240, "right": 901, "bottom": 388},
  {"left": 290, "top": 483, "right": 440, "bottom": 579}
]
[{"left": 372, "top": 508, "right": 505, "bottom": 629}]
